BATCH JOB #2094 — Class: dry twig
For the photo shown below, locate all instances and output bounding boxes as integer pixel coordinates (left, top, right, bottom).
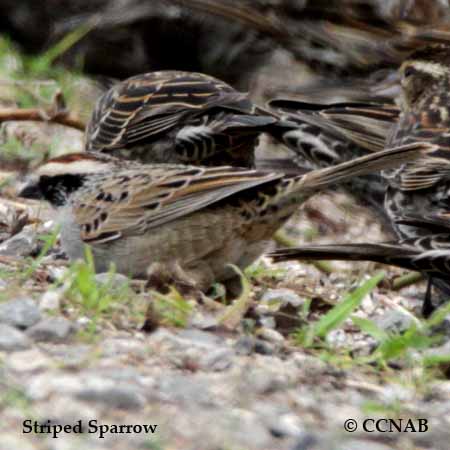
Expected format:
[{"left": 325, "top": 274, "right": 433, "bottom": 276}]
[{"left": 0, "top": 90, "right": 86, "bottom": 132}]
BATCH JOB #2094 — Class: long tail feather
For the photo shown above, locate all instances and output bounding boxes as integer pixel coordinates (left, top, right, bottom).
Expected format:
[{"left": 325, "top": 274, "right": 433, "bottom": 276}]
[
  {"left": 269, "top": 242, "right": 450, "bottom": 285},
  {"left": 269, "top": 243, "right": 418, "bottom": 267},
  {"left": 296, "top": 142, "right": 435, "bottom": 190}
]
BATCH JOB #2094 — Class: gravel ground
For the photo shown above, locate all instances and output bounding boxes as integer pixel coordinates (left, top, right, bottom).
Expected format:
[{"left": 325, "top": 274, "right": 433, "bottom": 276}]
[{"left": 0, "top": 291, "right": 449, "bottom": 450}]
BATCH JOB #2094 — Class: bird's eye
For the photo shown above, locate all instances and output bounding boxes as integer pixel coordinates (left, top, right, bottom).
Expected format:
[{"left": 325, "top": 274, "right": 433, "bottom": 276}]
[{"left": 403, "top": 67, "right": 415, "bottom": 78}]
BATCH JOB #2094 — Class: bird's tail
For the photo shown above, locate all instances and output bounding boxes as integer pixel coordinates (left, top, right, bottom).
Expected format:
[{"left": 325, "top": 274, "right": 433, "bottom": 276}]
[
  {"left": 291, "top": 142, "right": 434, "bottom": 191},
  {"left": 269, "top": 242, "right": 450, "bottom": 318},
  {"left": 269, "top": 243, "right": 418, "bottom": 269},
  {"left": 268, "top": 99, "right": 399, "bottom": 154}
]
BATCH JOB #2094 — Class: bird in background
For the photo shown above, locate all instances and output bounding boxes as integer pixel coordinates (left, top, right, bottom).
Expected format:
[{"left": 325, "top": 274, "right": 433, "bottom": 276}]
[
  {"left": 383, "top": 44, "right": 450, "bottom": 241},
  {"left": 5, "top": 0, "right": 450, "bottom": 89},
  {"left": 85, "top": 70, "right": 308, "bottom": 170},
  {"left": 269, "top": 44, "right": 450, "bottom": 315},
  {"left": 18, "top": 143, "right": 429, "bottom": 295},
  {"left": 267, "top": 98, "right": 399, "bottom": 228},
  {"left": 269, "top": 44, "right": 450, "bottom": 235}
]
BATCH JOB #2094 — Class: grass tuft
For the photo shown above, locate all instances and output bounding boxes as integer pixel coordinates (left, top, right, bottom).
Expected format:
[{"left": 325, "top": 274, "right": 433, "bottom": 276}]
[
  {"left": 295, "top": 272, "right": 385, "bottom": 347},
  {"left": 58, "top": 247, "right": 136, "bottom": 336}
]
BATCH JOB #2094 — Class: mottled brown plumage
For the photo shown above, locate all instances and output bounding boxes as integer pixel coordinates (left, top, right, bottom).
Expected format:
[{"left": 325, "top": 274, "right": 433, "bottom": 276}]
[
  {"left": 269, "top": 45, "right": 450, "bottom": 242},
  {"left": 85, "top": 70, "right": 289, "bottom": 168},
  {"left": 267, "top": 99, "right": 400, "bottom": 227},
  {"left": 384, "top": 45, "right": 450, "bottom": 242},
  {"left": 19, "top": 143, "right": 429, "bottom": 291},
  {"left": 269, "top": 45, "right": 450, "bottom": 315}
]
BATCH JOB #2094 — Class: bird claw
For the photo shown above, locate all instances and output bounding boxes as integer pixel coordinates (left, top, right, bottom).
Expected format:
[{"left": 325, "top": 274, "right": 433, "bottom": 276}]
[{"left": 146, "top": 261, "right": 203, "bottom": 298}]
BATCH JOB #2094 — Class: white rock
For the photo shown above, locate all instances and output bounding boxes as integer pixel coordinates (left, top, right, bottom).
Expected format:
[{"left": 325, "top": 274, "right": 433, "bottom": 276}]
[{"left": 39, "top": 290, "right": 61, "bottom": 311}]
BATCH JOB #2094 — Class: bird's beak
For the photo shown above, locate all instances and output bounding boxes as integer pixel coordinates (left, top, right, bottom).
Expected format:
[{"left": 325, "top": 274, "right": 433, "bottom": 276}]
[{"left": 18, "top": 180, "right": 43, "bottom": 200}]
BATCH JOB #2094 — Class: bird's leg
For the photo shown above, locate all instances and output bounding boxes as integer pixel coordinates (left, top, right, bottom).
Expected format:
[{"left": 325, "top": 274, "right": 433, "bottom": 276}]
[
  {"left": 223, "top": 275, "right": 244, "bottom": 299},
  {"left": 146, "top": 261, "right": 207, "bottom": 295},
  {"left": 142, "top": 261, "right": 215, "bottom": 332},
  {"left": 146, "top": 262, "right": 174, "bottom": 294},
  {"left": 422, "top": 278, "right": 435, "bottom": 318},
  {"left": 143, "top": 262, "right": 190, "bottom": 333}
]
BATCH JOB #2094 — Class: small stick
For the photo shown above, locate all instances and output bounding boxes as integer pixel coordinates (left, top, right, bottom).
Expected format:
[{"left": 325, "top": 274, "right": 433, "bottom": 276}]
[
  {"left": 392, "top": 271, "right": 424, "bottom": 290},
  {"left": 0, "top": 107, "right": 86, "bottom": 131}
]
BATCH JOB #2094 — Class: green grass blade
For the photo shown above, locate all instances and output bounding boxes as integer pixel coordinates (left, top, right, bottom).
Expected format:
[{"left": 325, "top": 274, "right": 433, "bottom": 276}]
[
  {"left": 22, "top": 227, "right": 60, "bottom": 279},
  {"left": 218, "top": 264, "right": 252, "bottom": 329},
  {"left": 313, "top": 271, "right": 385, "bottom": 339},
  {"left": 31, "top": 22, "right": 97, "bottom": 72},
  {"left": 426, "top": 301, "right": 450, "bottom": 328},
  {"left": 151, "top": 287, "right": 193, "bottom": 328},
  {"left": 351, "top": 316, "right": 388, "bottom": 341}
]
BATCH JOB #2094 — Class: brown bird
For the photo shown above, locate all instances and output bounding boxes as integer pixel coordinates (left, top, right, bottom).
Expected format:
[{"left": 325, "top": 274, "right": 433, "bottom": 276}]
[
  {"left": 6, "top": 0, "right": 450, "bottom": 93},
  {"left": 383, "top": 45, "right": 450, "bottom": 240},
  {"left": 267, "top": 45, "right": 450, "bottom": 315},
  {"left": 269, "top": 45, "right": 450, "bottom": 238},
  {"left": 274, "top": 45, "right": 450, "bottom": 240},
  {"left": 85, "top": 70, "right": 301, "bottom": 169},
  {"left": 267, "top": 99, "right": 399, "bottom": 227},
  {"left": 18, "top": 143, "right": 429, "bottom": 293}
]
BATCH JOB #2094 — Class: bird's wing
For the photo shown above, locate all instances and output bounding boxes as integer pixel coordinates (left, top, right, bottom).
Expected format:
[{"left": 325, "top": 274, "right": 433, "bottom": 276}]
[
  {"left": 73, "top": 165, "right": 282, "bottom": 244},
  {"left": 86, "top": 71, "right": 255, "bottom": 150}
]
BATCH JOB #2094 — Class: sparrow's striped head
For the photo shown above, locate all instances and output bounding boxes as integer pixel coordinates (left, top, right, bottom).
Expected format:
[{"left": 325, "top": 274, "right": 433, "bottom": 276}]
[
  {"left": 19, "top": 153, "right": 123, "bottom": 207},
  {"left": 399, "top": 44, "right": 450, "bottom": 109}
]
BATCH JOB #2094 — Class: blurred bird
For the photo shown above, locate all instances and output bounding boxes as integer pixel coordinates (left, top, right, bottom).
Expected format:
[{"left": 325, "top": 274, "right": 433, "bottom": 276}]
[
  {"left": 5, "top": 0, "right": 450, "bottom": 90},
  {"left": 268, "top": 45, "right": 450, "bottom": 315},
  {"left": 269, "top": 45, "right": 450, "bottom": 235},
  {"left": 266, "top": 69, "right": 401, "bottom": 105},
  {"left": 85, "top": 70, "right": 307, "bottom": 169},
  {"left": 268, "top": 99, "right": 399, "bottom": 226},
  {"left": 266, "top": 0, "right": 450, "bottom": 78},
  {"left": 383, "top": 45, "right": 450, "bottom": 243}
]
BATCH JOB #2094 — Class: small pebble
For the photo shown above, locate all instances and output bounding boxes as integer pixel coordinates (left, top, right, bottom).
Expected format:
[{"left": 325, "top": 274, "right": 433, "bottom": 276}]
[
  {"left": 0, "top": 227, "right": 36, "bottom": 257},
  {"left": 6, "top": 348, "right": 51, "bottom": 372},
  {"left": 261, "top": 288, "right": 305, "bottom": 307},
  {"left": 0, "top": 323, "right": 31, "bottom": 351},
  {"left": 234, "top": 336, "right": 255, "bottom": 355},
  {"left": 95, "top": 272, "right": 130, "bottom": 289},
  {"left": 254, "top": 339, "right": 275, "bottom": 355},
  {"left": 375, "top": 309, "right": 415, "bottom": 334},
  {"left": 325, "top": 329, "right": 348, "bottom": 348},
  {"left": 26, "top": 317, "right": 74, "bottom": 342},
  {"left": 76, "top": 385, "right": 145, "bottom": 410},
  {"left": 199, "top": 348, "right": 234, "bottom": 371},
  {"left": 257, "top": 327, "right": 285, "bottom": 344},
  {"left": 0, "top": 297, "right": 41, "bottom": 329},
  {"left": 39, "top": 290, "right": 61, "bottom": 311},
  {"left": 290, "top": 433, "right": 318, "bottom": 450},
  {"left": 270, "top": 413, "right": 304, "bottom": 438}
]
